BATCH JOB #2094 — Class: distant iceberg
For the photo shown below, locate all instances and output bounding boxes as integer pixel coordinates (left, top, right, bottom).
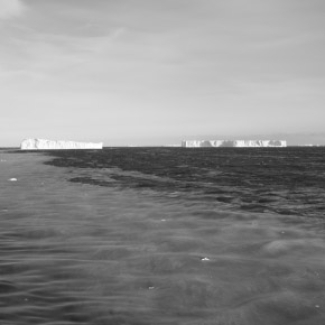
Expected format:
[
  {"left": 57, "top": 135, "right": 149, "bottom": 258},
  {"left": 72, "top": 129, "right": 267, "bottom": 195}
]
[
  {"left": 21, "top": 139, "right": 103, "bottom": 150},
  {"left": 181, "top": 140, "right": 287, "bottom": 148}
]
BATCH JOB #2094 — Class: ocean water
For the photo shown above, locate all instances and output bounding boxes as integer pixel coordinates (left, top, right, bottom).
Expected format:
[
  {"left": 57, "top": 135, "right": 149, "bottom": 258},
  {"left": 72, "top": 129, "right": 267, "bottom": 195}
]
[{"left": 0, "top": 148, "right": 325, "bottom": 324}]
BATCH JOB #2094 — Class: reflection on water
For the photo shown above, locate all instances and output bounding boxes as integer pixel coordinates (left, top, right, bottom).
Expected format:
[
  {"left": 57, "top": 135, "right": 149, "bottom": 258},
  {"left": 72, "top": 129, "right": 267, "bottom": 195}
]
[{"left": 0, "top": 150, "right": 325, "bottom": 324}]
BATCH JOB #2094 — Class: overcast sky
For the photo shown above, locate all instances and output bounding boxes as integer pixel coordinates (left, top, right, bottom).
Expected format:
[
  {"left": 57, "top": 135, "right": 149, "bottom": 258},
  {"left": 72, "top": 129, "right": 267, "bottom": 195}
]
[{"left": 1, "top": 0, "right": 325, "bottom": 146}]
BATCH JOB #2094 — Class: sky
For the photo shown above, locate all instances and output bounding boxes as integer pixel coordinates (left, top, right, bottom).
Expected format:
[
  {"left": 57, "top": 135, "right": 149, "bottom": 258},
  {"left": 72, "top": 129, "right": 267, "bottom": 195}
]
[{"left": 1, "top": 0, "right": 325, "bottom": 146}]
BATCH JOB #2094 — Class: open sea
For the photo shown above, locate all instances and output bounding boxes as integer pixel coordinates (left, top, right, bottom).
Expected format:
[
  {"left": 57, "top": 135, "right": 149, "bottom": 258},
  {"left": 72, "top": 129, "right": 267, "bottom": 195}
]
[{"left": 1, "top": 147, "right": 325, "bottom": 324}]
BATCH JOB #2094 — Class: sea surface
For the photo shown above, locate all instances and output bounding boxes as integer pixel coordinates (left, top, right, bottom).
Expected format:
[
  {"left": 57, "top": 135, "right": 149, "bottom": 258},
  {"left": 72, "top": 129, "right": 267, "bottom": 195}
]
[{"left": 0, "top": 147, "right": 325, "bottom": 324}]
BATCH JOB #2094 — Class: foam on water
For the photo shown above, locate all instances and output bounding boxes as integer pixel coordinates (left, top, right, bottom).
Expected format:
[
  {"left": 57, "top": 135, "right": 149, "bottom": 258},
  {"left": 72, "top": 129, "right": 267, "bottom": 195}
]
[{"left": 0, "top": 150, "right": 325, "bottom": 324}]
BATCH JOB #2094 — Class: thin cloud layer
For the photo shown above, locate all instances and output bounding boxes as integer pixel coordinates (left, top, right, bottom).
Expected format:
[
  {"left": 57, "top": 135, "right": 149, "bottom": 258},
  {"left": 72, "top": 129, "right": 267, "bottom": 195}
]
[{"left": 0, "top": 0, "right": 24, "bottom": 19}]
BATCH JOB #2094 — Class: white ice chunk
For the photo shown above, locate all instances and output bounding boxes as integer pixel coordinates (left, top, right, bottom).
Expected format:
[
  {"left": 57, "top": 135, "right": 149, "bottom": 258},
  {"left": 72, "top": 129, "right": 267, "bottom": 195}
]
[
  {"left": 20, "top": 139, "right": 103, "bottom": 150},
  {"left": 181, "top": 140, "right": 287, "bottom": 148}
]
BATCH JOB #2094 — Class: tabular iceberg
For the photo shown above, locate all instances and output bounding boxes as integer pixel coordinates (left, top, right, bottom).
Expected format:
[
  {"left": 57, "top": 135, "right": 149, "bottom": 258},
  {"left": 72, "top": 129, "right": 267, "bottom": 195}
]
[
  {"left": 181, "top": 140, "right": 287, "bottom": 148},
  {"left": 21, "top": 139, "right": 103, "bottom": 150}
]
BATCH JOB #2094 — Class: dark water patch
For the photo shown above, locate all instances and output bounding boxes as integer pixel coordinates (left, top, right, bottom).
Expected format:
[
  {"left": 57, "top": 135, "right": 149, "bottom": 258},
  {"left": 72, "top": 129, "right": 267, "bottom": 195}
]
[
  {"left": 0, "top": 280, "right": 17, "bottom": 294},
  {"left": 40, "top": 147, "right": 325, "bottom": 218},
  {"left": 216, "top": 196, "right": 234, "bottom": 203},
  {"left": 70, "top": 176, "right": 113, "bottom": 187},
  {"left": 240, "top": 203, "right": 268, "bottom": 213},
  {"left": 276, "top": 209, "right": 304, "bottom": 216},
  {"left": 1, "top": 229, "right": 59, "bottom": 241},
  {"left": 257, "top": 197, "right": 279, "bottom": 204}
]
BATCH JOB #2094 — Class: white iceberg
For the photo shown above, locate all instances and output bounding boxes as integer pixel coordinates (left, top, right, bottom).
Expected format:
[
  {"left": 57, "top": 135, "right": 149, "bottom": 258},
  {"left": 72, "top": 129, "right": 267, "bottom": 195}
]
[
  {"left": 181, "top": 140, "right": 287, "bottom": 148},
  {"left": 21, "top": 139, "right": 103, "bottom": 150}
]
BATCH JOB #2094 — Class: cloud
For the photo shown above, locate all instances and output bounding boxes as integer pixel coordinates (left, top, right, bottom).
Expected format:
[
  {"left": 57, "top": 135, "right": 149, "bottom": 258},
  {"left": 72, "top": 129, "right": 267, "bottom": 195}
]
[{"left": 0, "top": 0, "right": 24, "bottom": 19}]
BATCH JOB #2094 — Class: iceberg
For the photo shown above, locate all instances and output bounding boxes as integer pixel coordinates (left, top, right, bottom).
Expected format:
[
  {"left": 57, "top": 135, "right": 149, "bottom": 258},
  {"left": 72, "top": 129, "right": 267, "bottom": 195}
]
[
  {"left": 21, "top": 139, "right": 103, "bottom": 150},
  {"left": 181, "top": 140, "right": 287, "bottom": 148}
]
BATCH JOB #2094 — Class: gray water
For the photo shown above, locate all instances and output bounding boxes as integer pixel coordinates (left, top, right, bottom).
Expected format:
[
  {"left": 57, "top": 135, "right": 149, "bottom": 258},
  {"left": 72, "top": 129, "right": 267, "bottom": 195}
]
[{"left": 0, "top": 151, "right": 324, "bottom": 324}]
